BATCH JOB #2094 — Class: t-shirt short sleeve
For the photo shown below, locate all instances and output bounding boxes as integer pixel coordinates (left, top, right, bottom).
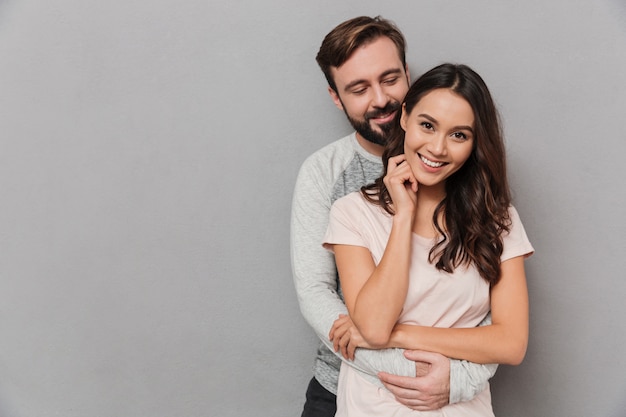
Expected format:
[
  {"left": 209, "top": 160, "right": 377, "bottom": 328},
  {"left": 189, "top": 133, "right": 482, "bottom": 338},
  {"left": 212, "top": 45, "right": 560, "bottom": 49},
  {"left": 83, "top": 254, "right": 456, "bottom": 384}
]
[
  {"left": 323, "top": 193, "right": 368, "bottom": 252},
  {"left": 501, "top": 206, "right": 534, "bottom": 262}
]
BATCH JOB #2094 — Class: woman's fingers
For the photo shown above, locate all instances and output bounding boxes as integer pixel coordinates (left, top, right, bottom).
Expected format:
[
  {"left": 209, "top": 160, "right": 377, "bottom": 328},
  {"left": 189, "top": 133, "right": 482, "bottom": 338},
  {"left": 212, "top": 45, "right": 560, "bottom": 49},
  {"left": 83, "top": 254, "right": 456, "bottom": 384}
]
[
  {"left": 388, "top": 153, "right": 407, "bottom": 168},
  {"left": 339, "top": 331, "right": 351, "bottom": 359},
  {"left": 329, "top": 314, "right": 363, "bottom": 360},
  {"left": 329, "top": 314, "right": 348, "bottom": 340},
  {"left": 347, "top": 338, "right": 357, "bottom": 360},
  {"left": 330, "top": 315, "right": 351, "bottom": 352},
  {"left": 384, "top": 154, "right": 418, "bottom": 211}
]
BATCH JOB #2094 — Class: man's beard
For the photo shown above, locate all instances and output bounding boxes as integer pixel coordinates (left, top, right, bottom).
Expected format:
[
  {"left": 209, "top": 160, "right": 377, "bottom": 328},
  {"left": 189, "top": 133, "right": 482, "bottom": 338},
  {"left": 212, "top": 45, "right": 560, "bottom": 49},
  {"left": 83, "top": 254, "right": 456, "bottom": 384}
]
[{"left": 345, "top": 101, "right": 400, "bottom": 146}]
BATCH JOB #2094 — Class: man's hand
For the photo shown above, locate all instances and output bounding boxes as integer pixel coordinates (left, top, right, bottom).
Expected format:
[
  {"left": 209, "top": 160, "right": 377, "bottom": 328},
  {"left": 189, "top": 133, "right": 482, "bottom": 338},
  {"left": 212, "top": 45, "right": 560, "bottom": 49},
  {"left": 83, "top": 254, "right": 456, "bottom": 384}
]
[{"left": 378, "top": 350, "right": 450, "bottom": 411}]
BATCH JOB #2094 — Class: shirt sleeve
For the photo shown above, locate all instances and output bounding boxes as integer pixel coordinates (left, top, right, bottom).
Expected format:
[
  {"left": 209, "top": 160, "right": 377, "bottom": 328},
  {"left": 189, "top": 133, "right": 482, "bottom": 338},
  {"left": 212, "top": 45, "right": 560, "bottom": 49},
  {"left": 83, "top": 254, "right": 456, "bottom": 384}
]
[
  {"left": 449, "top": 313, "right": 499, "bottom": 402},
  {"left": 291, "top": 156, "right": 346, "bottom": 345},
  {"left": 501, "top": 206, "right": 534, "bottom": 262},
  {"left": 323, "top": 193, "right": 368, "bottom": 250}
]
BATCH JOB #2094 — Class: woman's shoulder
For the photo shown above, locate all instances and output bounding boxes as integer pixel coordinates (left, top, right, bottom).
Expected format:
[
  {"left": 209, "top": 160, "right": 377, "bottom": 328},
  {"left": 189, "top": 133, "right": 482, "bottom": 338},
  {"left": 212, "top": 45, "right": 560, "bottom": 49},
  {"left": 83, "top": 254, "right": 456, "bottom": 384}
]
[
  {"left": 331, "top": 192, "right": 391, "bottom": 232},
  {"left": 333, "top": 190, "right": 384, "bottom": 215},
  {"left": 506, "top": 205, "right": 525, "bottom": 227}
]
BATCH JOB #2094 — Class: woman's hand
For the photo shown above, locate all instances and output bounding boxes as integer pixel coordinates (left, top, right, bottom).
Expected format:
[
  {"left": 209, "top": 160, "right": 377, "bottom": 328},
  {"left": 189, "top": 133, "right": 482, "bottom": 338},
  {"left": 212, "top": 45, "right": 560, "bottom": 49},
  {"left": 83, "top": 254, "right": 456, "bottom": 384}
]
[
  {"left": 329, "top": 314, "right": 371, "bottom": 360},
  {"left": 383, "top": 154, "right": 418, "bottom": 215}
]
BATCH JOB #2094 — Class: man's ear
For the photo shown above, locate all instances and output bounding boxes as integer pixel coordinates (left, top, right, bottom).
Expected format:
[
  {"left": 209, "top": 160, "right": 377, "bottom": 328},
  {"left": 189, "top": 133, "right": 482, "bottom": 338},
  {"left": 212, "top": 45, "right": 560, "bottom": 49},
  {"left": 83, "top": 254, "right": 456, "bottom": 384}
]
[
  {"left": 328, "top": 87, "right": 344, "bottom": 111},
  {"left": 405, "top": 64, "right": 411, "bottom": 84}
]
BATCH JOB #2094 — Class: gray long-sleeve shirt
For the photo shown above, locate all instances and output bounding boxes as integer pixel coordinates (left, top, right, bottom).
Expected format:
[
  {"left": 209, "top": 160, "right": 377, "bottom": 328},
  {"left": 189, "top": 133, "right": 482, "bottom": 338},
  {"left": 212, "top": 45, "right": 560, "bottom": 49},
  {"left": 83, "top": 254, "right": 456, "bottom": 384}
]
[{"left": 290, "top": 133, "right": 497, "bottom": 402}]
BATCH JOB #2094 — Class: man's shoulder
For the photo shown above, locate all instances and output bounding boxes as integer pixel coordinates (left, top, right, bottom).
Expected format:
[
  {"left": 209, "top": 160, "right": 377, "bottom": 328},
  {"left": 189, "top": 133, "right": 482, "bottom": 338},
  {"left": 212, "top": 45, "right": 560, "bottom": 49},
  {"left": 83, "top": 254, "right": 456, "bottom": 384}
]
[
  {"left": 301, "top": 134, "right": 355, "bottom": 167},
  {"left": 295, "top": 134, "right": 356, "bottom": 183}
]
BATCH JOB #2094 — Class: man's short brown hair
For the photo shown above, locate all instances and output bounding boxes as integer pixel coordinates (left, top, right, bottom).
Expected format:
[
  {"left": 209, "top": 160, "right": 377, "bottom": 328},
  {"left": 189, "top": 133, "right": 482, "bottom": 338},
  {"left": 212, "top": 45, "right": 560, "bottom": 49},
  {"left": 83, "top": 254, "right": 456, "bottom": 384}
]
[{"left": 316, "top": 16, "right": 407, "bottom": 92}]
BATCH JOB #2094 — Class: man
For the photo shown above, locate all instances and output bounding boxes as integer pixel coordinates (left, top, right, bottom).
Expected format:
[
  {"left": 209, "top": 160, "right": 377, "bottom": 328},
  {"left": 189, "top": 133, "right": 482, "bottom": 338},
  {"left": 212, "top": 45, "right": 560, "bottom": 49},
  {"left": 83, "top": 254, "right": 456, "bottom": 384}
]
[{"left": 291, "top": 16, "right": 497, "bottom": 416}]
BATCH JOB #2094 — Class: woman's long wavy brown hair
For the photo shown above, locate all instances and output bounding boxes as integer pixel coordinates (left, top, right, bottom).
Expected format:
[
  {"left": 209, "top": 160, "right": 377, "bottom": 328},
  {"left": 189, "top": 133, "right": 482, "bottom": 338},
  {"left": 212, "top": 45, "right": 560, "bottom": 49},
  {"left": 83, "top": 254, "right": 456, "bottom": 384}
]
[{"left": 362, "top": 63, "right": 511, "bottom": 286}]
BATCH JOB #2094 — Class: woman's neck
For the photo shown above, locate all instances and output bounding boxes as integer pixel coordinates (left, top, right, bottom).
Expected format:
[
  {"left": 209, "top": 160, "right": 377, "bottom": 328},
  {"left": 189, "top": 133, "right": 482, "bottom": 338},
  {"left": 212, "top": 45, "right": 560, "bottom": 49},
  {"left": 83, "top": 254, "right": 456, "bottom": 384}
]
[{"left": 412, "top": 184, "right": 446, "bottom": 238}]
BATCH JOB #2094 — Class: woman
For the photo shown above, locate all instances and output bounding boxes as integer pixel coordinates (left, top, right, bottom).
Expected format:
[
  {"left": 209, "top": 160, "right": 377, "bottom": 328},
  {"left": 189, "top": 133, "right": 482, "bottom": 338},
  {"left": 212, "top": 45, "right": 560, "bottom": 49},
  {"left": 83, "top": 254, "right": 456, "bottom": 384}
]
[{"left": 323, "top": 63, "right": 534, "bottom": 416}]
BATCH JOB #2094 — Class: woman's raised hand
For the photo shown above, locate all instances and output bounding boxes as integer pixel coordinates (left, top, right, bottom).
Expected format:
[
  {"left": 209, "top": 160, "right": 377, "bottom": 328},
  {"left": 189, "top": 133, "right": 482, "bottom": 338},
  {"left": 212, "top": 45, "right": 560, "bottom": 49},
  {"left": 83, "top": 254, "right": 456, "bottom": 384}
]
[{"left": 383, "top": 154, "right": 418, "bottom": 215}]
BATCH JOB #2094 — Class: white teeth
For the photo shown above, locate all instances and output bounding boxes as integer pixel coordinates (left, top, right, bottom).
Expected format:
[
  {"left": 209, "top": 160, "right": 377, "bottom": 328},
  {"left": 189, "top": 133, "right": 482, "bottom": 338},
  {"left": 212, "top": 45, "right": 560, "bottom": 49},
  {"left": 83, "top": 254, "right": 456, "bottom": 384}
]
[{"left": 420, "top": 155, "right": 445, "bottom": 168}]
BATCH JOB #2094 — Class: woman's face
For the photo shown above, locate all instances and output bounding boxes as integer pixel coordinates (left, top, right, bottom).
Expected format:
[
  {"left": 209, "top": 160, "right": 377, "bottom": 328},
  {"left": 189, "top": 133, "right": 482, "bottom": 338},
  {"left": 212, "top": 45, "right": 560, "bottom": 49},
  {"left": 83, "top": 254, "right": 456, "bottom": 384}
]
[{"left": 401, "top": 88, "right": 475, "bottom": 189}]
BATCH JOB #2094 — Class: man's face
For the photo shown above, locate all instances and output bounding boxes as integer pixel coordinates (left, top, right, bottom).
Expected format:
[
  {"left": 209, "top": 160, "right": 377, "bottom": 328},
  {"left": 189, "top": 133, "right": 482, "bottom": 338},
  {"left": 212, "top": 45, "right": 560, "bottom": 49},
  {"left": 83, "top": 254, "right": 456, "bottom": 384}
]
[{"left": 329, "top": 36, "right": 410, "bottom": 149}]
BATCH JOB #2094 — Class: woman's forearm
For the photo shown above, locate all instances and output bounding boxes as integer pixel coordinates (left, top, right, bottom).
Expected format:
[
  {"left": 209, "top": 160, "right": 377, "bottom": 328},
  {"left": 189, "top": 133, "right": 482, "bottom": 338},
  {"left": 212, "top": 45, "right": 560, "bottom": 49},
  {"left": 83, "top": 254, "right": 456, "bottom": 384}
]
[{"left": 389, "top": 322, "right": 527, "bottom": 365}]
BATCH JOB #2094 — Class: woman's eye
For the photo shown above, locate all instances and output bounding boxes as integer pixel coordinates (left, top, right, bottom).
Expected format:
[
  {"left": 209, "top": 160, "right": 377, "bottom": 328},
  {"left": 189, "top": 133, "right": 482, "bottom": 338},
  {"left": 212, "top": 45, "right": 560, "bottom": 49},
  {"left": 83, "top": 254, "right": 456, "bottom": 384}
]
[
  {"left": 420, "top": 122, "right": 433, "bottom": 130},
  {"left": 452, "top": 132, "right": 468, "bottom": 140}
]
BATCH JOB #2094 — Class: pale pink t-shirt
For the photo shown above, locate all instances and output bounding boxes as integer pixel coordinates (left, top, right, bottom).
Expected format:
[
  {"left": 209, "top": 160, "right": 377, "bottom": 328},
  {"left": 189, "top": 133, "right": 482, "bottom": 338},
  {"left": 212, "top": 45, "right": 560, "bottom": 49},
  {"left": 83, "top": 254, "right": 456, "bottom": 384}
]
[{"left": 324, "top": 191, "right": 534, "bottom": 417}]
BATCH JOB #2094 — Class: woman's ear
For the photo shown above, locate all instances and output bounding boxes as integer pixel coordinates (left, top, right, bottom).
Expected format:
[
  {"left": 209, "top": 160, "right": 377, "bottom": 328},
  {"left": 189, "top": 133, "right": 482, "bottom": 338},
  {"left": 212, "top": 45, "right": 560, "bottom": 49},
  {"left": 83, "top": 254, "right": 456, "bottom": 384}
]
[{"left": 400, "top": 103, "right": 408, "bottom": 131}]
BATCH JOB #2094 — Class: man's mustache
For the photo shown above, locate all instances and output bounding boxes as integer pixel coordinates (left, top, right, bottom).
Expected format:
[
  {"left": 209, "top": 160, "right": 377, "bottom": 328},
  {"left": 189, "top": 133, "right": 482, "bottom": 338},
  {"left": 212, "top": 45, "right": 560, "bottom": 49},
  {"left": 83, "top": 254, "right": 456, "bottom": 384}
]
[{"left": 365, "top": 102, "right": 401, "bottom": 120}]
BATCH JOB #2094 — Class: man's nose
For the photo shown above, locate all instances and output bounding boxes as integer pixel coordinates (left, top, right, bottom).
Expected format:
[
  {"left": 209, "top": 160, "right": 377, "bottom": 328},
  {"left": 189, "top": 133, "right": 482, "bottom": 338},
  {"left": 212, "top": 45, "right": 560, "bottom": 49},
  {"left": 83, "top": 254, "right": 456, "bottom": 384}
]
[{"left": 371, "top": 85, "right": 389, "bottom": 108}]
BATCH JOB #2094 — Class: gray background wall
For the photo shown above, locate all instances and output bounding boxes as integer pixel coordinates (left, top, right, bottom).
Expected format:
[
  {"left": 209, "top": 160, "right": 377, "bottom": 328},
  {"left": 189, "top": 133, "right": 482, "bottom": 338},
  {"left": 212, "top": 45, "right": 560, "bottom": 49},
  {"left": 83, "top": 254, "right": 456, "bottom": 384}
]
[{"left": 0, "top": 0, "right": 624, "bottom": 416}]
